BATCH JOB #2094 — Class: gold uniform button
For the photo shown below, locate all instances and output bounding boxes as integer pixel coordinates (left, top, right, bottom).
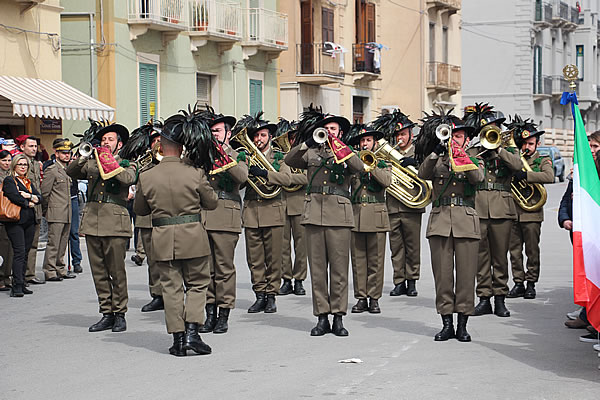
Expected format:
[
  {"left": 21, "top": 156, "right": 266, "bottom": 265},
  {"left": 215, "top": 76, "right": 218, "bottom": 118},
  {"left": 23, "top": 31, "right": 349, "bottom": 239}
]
[
  {"left": 100, "top": 191, "right": 103, "bottom": 195},
  {"left": 488, "top": 178, "right": 492, "bottom": 182},
  {"left": 452, "top": 182, "right": 456, "bottom": 186},
  {"left": 324, "top": 170, "right": 328, "bottom": 174},
  {"left": 451, "top": 193, "right": 455, "bottom": 197},
  {"left": 323, "top": 181, "right": 327, "bottom": 185},
  {"left": 363, "top": 186, "right": 367, "bottom": 190},
  {"left": 322, "top": 192, "right": 326, "bottom": 195},
  {"left": 98, "top": 200, "right": 102, "bottom": 203},
  {"left": 450, "top": 204, "right": 454, "bottom": 207},
  {"left": 101, "top": 183, "right": 104, "bottom": 186}
]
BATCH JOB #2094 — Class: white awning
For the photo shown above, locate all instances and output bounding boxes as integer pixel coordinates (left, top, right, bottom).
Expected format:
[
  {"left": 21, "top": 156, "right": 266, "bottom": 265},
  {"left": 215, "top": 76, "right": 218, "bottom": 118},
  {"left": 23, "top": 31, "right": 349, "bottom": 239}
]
[{"left": 0, "top": 75, "right": 114, "bottom": 121}]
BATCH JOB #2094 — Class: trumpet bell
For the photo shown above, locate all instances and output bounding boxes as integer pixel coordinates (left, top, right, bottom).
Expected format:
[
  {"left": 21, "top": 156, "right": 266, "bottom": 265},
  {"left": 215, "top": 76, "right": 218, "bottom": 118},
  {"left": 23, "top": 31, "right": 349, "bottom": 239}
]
[
  {"left": 313, "top": 127, "right": 328, "bottom": 144},
  {"left": 79, "top": 142, "right": 94, "bottom": 158},
  {"left": 435, "top": 124, "right": 452, "bottom": 142},
  {"left": 479, "top": 125, "right": 502, "bottom": 150}
]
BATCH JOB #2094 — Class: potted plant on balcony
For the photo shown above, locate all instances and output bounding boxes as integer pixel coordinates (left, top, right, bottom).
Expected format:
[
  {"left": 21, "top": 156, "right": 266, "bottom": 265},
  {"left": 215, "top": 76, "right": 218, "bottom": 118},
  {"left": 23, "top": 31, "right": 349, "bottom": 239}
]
[
  {"left": 168, "top": 1, "right": 183, "bottom": 25},
  {"left": 192, "top": 2, "right": 209, "bottom": 31}
]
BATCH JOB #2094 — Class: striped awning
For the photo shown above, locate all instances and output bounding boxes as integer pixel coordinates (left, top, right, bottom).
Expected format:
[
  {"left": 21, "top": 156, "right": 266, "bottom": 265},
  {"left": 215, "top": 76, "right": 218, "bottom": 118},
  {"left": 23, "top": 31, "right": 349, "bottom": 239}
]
[{"left": 0, "top": 75, "right": 114, "bottom": 121}]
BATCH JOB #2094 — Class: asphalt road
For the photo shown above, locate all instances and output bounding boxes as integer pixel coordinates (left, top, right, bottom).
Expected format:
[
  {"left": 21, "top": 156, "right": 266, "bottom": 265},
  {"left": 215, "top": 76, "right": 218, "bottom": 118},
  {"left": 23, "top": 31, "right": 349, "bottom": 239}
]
[{"left": 1, "top": 182, "right": 598, "bottom": 400}]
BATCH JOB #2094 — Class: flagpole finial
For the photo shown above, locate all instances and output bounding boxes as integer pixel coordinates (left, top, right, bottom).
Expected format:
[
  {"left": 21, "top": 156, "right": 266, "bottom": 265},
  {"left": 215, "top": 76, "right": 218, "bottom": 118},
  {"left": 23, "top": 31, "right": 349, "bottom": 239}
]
[{"left": 563, "top": 64, "right": 579, "bottom": 91}]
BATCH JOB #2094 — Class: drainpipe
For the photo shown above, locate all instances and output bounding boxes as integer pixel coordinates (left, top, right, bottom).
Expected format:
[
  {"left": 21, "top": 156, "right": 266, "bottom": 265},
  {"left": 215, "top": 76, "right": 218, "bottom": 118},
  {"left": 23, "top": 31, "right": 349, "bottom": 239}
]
[
  {"left": 232, "top": 61, "right": 237, "bottom": 116},
  {"left": 61, "top": 12, "right": 96, "bottom": 98}
]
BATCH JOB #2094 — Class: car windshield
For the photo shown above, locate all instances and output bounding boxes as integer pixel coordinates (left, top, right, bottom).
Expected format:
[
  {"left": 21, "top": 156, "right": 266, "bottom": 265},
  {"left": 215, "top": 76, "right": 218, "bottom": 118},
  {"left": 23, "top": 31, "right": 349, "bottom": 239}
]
[{"left": 538, "top": 148, "right": 551, "bottom": 157}]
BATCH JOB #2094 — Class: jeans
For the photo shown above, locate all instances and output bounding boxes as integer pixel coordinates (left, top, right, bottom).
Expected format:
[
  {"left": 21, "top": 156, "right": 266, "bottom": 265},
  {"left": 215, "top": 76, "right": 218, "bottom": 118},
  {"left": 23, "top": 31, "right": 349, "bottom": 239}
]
[
  {"left": 5, "top": 221, "right": 36, "bottom": 286},
  {"left": 69, "top": 197, "right": 82, "bottom": 267}
]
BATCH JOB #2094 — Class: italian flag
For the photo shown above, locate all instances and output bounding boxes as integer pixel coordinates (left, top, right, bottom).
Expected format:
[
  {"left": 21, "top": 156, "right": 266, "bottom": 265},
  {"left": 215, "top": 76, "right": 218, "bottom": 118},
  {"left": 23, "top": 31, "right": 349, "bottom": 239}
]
[{"left": 569, "top": 94, "right": 600, "bottom": 331}]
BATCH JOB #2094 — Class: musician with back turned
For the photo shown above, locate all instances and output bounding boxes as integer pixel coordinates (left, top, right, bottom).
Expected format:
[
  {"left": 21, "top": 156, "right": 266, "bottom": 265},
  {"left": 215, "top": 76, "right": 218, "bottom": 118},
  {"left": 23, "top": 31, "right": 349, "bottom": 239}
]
[{"left": 416, "top": 110, "right": 483, "bottom": 341}]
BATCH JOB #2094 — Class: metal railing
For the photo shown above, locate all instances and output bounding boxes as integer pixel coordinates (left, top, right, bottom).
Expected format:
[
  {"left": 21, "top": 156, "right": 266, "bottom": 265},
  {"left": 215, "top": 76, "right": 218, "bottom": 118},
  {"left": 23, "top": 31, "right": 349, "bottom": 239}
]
[
  {"left": 296, "top": 43, "right": 344, "bottom": 77},
  {"left": 551, "top": 75, "right": 569, "bottom": 94},
  {"left": 189, "top": 0, "right": 241, "bottom": 37},
  {"left": 426, "top": 0, "right": 461, "bottom": 9},
  {"left": 559, "top": 1, "right": 568, "bottom": 20},
  {"left": 570, "top": 6, "right": 579, "bottom": 24},
  {"left": 353, "top": 43, "right": 382, "bottom": 74},
  {"left": 534, "top": 75, "right": 552, "bottom": 95},
  {"left": 597, "top": 86, "right": 600, "bottom": 100},
  {"left": 127, "top": 0, "right": 187, "bottom": 27},
  {"left": 426, "top": 62, "right": 461, "bottom": 91},
  {"left": 535, "top": 2, "right": 553, "bottom": 23},
  {"left": 244, "top": 8, "right": 288, "bottom": 48}
]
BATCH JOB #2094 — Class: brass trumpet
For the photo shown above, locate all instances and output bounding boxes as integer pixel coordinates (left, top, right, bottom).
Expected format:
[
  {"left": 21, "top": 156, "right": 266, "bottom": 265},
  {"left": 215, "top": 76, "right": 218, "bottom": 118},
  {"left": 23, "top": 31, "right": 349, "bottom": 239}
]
[
  {"left": 479, "top": 124, "right": 502, "bottom": 150},
  {"left": 436, "top": 124, "right": 452, "bottom": 143},
  {"left": 272, "top": 132, "right": 303, "bottom": 193},
  {"left": 78, "top": 141, "right": 94, "bottom": 158},
  {"left": 359, "top": 149, "right": 377, "bottom": 173},
  {"left": 313, "top": 127, "right": 328, "bottom": 144}
]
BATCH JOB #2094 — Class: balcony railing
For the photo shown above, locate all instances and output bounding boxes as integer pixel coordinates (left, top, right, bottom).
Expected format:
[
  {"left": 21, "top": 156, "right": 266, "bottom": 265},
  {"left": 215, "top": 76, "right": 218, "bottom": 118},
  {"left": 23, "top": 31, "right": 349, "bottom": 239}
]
[
  {"left": 535, "top": 2, "right": 553, "bottom": 24},
  {"left": 559, "top": 1, "right": 568, "bottom": 20},
  {"left": 426, "top": 62, "right": 461, "bottom": 91},
  {"left": 189, "top": 0, "right": 242, "bottom": 39},
  {"left": 597, "top": 86, "right": 600, "bottom": 100},
  {"left": 128, "top": 0, "right": 187, "bottom": 29},
  {"left": 353, "top": 43, "right": 381, "bottom": 74},
  {"left": 243, "top": 8, "right": 288, "bottom": 49},
  {"left": 534, "top": 75, "right": 552, "bottom": 96},
  {"left": 570, "top": 6, "right": 579, "bottom": 24},
  {"left": 296, "top": 43, "right": 344, "bottom": 78},
  {"left": 426, "top": 0, "right": 461, "bottom": 10},
  {"left": 551, "top": 75, "right": 569, "bottom": 94}
]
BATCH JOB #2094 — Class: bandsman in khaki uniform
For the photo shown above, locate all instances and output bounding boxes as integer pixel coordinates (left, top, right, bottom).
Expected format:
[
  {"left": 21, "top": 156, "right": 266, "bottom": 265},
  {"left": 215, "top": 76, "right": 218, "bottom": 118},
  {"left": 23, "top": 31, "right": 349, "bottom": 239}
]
[
  {"left": 506, "top": 119, "right": 554, "bottom": 299},
  {"left": 285, "top": 111, "right": 366, "bottom": 336},
  {"left": 416, "top": 114, "right": 483, "bottom": 341},
  {"left": 134, "top": 110, "right": 218, "bottom": 356},
  {"left": 347, "top": 126, "right": 392, "bottom": 314},
  {"left": 67, "top": 122, "right": 137, "bottom": 333},
  {"left": 41, "top": 139, "right": 76, "bottom": 281}
]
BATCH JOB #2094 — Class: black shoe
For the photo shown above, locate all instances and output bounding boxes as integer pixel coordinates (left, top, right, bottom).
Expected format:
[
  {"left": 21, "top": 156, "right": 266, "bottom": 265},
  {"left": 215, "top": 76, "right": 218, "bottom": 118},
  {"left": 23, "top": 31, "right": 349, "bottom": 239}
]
[
  {"left": 73, "top": 265, "right": 83, "bottom": 274},
  {"left": 524, "top": 282, "right": 536, "bottom": 299},
  {"left": 472, "top": 297, "right": 493, "bottom": 316},
  {"left": 199, "top": 304, "right": 217, "bottom": 333},
  {"left": 130, "top": 254, "right": 143, "bottom": 266},
  {"left": 406, "top": 280, "right": 418, "bottom": 297},
  {"left": 456, "top": 313, "right": 471, "bottom": 342},
  {"left": 213, "top": 308, "right": 230, "bottom": 334},
  {"left": 310, "top": 314, "right": 331, "bottom": 336},
  {"left": 368, "top": 298, "right": 381, "bottom": 314},
  {"left": 293, "top": 280, "right": 306, "bottom": 296},
  {"left": 494, "top": 295, "right": 511, "bottom": 317},
  {"left": 112, "top": 313, "right": 127, "bottom": 332},
  {"left": 22, "top": 285, "right": 33, "bottom": 295},
  {"left": 141, "top": 296, "right": 164, "bottom": 312},
  {"left": 9, "top": 284, "right": 24, "bottom": 298},
  {"left": 169, "top": 332, "right": 186, "bottom": 357},
  {"left": 434, "top": 314, "right": 455, "bottom": 341},
  {"left": 264, "top": 294, "right": 277, "bottom": 313},
  {"left": 332, "top": 314, "right": 349, "bottom": 337},
  {"left": 0, "top": 285, "right": 10, "bottom": 292},
  {"left": 390, "top": 282, "right": 407, "bottom": 296},
  {"left": 63, "top": 272, "right": 77, "bottom": 279},
  {"left": 183, "top": 322, "right": 212, "bottom": 355},
  {"left": 351, "top": 298, "right": 368, "bottom": 313},
  {"left": 89, "top": 314, "right": 115, "bottom": 332},
  {"left": 27, "top": 278, "right": 45, "bottom": 285},
  {"left": 46, "top": 276, "right": 63, "bottom": 282},
  {"left": 248, "top": 292, "right": 267, "bottom": 313},
  {"left": 507, "top": 283, "right": 525, "bottom": 298},
  {"left": 279, "top": 279, "right": 293, "bottom": 295}
]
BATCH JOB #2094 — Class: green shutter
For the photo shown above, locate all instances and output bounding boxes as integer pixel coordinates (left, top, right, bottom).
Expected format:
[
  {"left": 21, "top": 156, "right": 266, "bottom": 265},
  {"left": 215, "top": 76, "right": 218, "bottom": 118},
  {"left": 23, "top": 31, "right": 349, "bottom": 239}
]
[
  {"left": 249, "top": 79, "right": 262, "bottom": 115},
  {"left": 139, "top": 63, "right": 158, "bottom": 124}
]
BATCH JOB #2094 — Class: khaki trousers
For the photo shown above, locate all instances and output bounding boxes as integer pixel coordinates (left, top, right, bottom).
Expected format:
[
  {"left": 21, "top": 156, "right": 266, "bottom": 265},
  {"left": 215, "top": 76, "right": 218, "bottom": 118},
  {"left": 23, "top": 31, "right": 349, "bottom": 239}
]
[
  {"left": 136, "top": 232, "right": 146, "bottom": 260},
  {"left": 0, "top": 225, "right": 13, "bottom": 285},
  {"left": 206, "top": 231, "right": 239, "bottom": 309},
  {"left": 85, "top": 235, "right": 129, "bottom": 314},
  {"left": 25, "top": 223, "right": 40, "bottom": 281},
  {"left": 139, "top": 228, "right": 161, "bottom": 297},
  {"left": 42, "top": 222, "right": 70, "bottom": 279},
  {"left": 388, "top": 212, "right": 422, "bottom": 284},
  {"left": 429, "top": 235, "right": 479, "bottom": 315},
  {"left": 351, "top": 231, "right": 386, "bottom": 299},
  {"left": 157, "top": 256, "right": 210, "bottom": 334},
  {"left": 509, "top": 221, "right": 542, "bottom": 283},
  {"left": 245, "top": 226, "right": 282, "bottom": 295},
  {"left": 305, "top": 225, "right": 351, "bottom": 316},
  {"left": 282, "top": 214, "right": 308, "bottom": 281},
  {"left": 476, "top": 218, "right": 513, "bottom": 297}
]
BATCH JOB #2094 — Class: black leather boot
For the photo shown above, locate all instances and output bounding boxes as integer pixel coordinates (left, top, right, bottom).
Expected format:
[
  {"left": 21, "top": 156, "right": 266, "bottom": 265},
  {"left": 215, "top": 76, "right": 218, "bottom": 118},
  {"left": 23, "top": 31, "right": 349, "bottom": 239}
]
[
  {"left": 368, "top": 298, "right": 381, "bottom": 314},
  {"left": 89, "top": 313, "right": 115, "bottom": 332},
  {"left": 279, "top": 279, "right": 293, "bottom": 295},
  {"left": 248, "top": 292, "right": 266, "bottom": 313},
  {"left": 351, "top": 298, "right": 368, "bottom": 313},
  {"left": 183, "top": 322, "right": 212, "bottom": 355},
  {"left": 494, "top": 295, "right": 511, "bottom": 317},
  {"left": 293, "top": 280, "right": 306, "bottom": 295},
  {"left": 141, "top": 296, "right": 164, "bottom": 312},
  {"left": 213, "top": 308, "right": 230, "bottom": 334},
  {"left": 199, "top": 304, "right": 217, "bottom": 333},
  {"left": 455, "top": 313, "right": 471, "bottom": 342},
  {"left": 264, "top": 294, "right": 277, "bottom": 313},
  {"left": 22, "top": 285, "right": 33, "bottom": 295},
  {"left": 10, "top": 284, "right": 24, "bottom": 298},
  {"left": 332, "top": 314, "right": 349, "bottom": 337},
  {"left": 169, "top": 332, "right": 186, "bottom": 357},
  {"left": 507, "top": 283, "right": 525, "bottom": 298},
  {"left": 310, "top": 314, "right": 331, "bottom": 336},
  {"left": 472, "top": 297, "right": 493, "bottom": 316},
  {"left": 406, "top": 280, "right": 418, "bottom": 297},
  {"left": 390, "top": 281, "right": 407, "bottom": 296},
  {"left": 524, "top": 282, "right": 536, "bottom": 299},
  {"left": 112, "top": 313, "right": 127, "bottom": 332},
  {"left": 434, "top": 314, "right": 455, "bottom": 341}
]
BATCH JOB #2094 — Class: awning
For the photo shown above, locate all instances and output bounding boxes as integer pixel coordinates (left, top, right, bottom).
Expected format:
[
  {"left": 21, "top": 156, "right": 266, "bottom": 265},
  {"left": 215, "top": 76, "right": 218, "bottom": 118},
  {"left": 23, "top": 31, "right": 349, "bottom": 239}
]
[{"left": 0, "top": 75, "right": 114, "bottom": 121}]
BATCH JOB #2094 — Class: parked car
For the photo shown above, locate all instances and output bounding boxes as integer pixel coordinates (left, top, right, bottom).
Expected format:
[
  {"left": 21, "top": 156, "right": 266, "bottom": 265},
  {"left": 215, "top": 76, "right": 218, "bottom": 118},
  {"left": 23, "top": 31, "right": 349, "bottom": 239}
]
[{"left": 537, "top": 146, "right": 565, "bottom": 182}]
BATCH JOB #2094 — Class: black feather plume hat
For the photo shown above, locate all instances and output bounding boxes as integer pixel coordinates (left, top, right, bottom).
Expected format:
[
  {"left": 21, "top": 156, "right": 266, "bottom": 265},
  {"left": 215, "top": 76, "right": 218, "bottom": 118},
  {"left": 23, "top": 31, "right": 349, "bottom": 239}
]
[{"left": 370, "top": 109, "right": 416, "bottom": 141}]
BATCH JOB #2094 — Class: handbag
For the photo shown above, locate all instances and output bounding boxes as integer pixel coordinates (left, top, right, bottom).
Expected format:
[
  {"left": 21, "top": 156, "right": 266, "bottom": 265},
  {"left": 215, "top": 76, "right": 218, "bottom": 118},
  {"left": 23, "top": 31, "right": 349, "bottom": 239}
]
[{"left": 0, "top": 179, "right": 22, "bottom": 222}]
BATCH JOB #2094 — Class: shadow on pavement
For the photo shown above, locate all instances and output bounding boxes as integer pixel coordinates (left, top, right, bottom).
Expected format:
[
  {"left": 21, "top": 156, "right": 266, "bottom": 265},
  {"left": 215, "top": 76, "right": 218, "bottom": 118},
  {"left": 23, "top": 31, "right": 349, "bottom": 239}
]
[
  {"left": 40, "top": 313, "right": 100, "bottom": 329},
  {"left": 100, "top": 330, "right": 168, "bottom": 355}
]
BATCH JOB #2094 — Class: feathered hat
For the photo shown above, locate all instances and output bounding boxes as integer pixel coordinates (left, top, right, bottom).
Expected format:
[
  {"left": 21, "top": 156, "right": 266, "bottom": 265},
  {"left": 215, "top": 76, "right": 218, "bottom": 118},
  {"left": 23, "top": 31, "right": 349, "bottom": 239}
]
[
  {"left": 196, "top": 105, "right": 236, "bottom": 129},
  {"left": 370, "top": 109, "right": 416, "bottom": 142},
  {"left": 414, "top": 108, "right": 473, "bottom": 162},
  {"left": 505, "top": 114, "right": 545, "bottom": 148},
  {"left": 345, "top": 123, "right": 383, "bottom": 147},
  {"left": 463, "top": 103, "right": 505, "bottom": 134},
  {"left": 119, "top": 120, "right": 163, "bottom": 161},
  {"left": 231, "top": 112, "right": 277, "bottom": 139},
  {"left": 295, "top": 103, "right": 325, "bottom": 143}
]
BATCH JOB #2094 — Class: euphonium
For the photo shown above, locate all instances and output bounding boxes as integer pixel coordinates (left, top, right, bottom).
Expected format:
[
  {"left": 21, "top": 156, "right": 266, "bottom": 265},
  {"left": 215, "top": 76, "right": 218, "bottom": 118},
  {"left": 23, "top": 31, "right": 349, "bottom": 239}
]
[
  {"left": 230, "top": 128, "right": 282, "bottom": 199},
  {"left": 136, "top": 142, "right": 163, "bottom": 169},
  {"left": 272, "top": 132, "right": 303, "bottom": 193}
]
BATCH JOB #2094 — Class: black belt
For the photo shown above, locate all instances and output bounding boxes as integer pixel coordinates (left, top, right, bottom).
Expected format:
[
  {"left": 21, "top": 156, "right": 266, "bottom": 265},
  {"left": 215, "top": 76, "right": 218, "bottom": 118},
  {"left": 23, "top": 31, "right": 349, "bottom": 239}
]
[
  {"left": 216, "top": 191, "right": 241, "bottom": 203},
  {"left": 89, "top": 194, "right": 127, "bottom": 208},
  {"left": 152, "top": 214, "right": 201, "bottom": 227},
  {"left": 477, "top": 182, "right": 510, "bottom": 192},
  {"left": 244, "top": 191, "right": 281, "bottom": 202},
  {"left": 307, "top": 185, "right": 350, "bottom": 200},
  {"left": 352, "top": 194, "right": 385, "bottom": 204},
  {"left": 433, "top": 196, "right": 475, "bottom": 208}
]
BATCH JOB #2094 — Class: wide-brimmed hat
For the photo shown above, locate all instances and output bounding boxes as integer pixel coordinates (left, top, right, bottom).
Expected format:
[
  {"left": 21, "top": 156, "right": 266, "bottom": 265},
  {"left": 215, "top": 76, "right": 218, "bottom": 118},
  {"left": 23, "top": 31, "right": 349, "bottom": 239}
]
[
  {"left": 315, "top": 114, "right": 351, "bottom": 136},
  {"left": 95, "top": 123, "right": 129, "bottom": 145},
  {"left": 346, "top": 124, "right": 383, "bottom": 146},
  {"left": 248, "top": 121, "right": 278, "bottom": 139},
  {"left": 505, "top": 114, "right": 544, "bottom": 147}
]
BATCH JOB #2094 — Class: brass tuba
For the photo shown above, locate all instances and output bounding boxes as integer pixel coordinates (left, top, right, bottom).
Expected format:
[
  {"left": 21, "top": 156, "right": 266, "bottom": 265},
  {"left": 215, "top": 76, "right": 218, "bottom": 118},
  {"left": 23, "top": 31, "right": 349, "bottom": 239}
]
[
  {"left": 272, "top": 132, "right": 304, "bottom": 192},
  {"left": 231, "top": 128, "right": 282, "bottom": 199}
]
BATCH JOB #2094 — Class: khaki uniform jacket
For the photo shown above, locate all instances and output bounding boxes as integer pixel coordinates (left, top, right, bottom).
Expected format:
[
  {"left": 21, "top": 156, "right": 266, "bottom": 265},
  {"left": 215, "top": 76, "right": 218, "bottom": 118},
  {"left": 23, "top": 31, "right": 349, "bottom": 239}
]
[
  {"left": 135, "top": 163, "right": 156, "bottom": 229},
  {"left": 418, "top": 152, "right": 484, "bottom": 239},
  {"left": 386, "top": 145, "right": 426, "bottom": 215},
  {"left": 515, "top": 151, "right": 554, "bottom": 222},
  {"left": 242, "top": 146, "right": 292, "bottom": 229},
  {"left": 203, "top": 145, "right": 248, "bottom": 233},
  {"left": 350, "top": 161, "right": 392, "bottom": 233},
  {"left": 467, "top": 147, "right": 522, "bottom": 220},
  {"left": 134, "top": 157, "right": 218, "bottom": 261},
  {"left": 27, "top": 157, "right": 42, "bottom": 222},
  {"left": 284, "top": 143, "right": 365, "bottom": 228},
  {"left": 284, "top": 170, "right": 308, "bottom": 216},
  {"left": 41, "top": 162, "right": 72, "bottom": 223},
  {"left": 66, "top": 154, "right": 137, "bottom": 237}
]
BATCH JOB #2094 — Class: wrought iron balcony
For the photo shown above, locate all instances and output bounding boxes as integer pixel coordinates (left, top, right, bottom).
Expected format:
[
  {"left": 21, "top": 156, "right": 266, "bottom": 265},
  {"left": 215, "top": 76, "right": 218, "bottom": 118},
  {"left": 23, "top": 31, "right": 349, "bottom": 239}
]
[
  {"left": 296, "top": 43, "right": 344, "bottom": 84},
  {"left": 533, "top": 75, "right": 552, "bottom": 100},
  {"left": 127, "top": 0, "right": 188, "bottom": 41},
  {"left": 534, "top": 2, "right": 553, "bottom": 27},
  {"left": 551, "top": 75, "right": 570, "bottom": 95},
  {"left": 426, "top": 0, "right": 461, "bottom": 11},
  {"left": 188, "top": 0, "right": 242, "bottom": 52},
  {"left": 352, "top": 43, "right": 382, "bottom": 82},
  {"left": 426, "top": 62, "right": 461, "bottom": 92},
  {"left": 241, "top": 7, "right": 288, "bottom": 60}
]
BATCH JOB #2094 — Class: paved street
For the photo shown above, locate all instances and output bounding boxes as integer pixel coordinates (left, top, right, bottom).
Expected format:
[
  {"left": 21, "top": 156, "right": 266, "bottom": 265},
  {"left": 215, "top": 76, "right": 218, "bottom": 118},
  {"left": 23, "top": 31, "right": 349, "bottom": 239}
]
[{"left": 1, "top": 182, "right": 599, "bottom": 399}]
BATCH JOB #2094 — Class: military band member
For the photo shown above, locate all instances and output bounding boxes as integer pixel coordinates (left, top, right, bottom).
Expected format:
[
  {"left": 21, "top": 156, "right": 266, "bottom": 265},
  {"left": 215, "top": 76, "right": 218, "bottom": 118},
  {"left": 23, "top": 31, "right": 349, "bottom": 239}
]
[
  {"left": 41, "top": 139, "right": 76, "bottom": 281},
  {"left": 416, "top": 113, "right": 483, "bottom": 341},
  {"left": 67, "top": 122, "right": 137, "bottom": 333},
  {"left": 285, "top": 110, "right": 366, "bottom": 336},
  {"left": 347, "top": 126, "right": 392, "bottom": 314},
  {"left": 507, "top": 119, "right": 554, "bottom": 299}
]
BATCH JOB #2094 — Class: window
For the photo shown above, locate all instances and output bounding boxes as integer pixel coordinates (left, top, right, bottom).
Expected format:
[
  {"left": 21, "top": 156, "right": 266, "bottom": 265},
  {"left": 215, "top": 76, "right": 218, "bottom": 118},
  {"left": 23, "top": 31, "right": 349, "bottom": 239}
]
[
  {"left": 355, "top": 0, "right": 375, "bottom": 43},
  {"left": 352, "top": 96, "right": 365, "bottom": 124},
  {"left": 249, "top": 79, "right": 262, "bottom": 115},
  {"left": 576, "top": 45, "right": 584, "bottom": 80},
  {"left": 139, "top": 62, "right": 157, "bottom": 124},
  {"left": 429, "top": 23, "right": 436, "bottom": 62},
  {"left": 533, "top": 45, "right": 542, "bottom": 93},
  {"left": 322, "top": 7, "right": 334, "bottom": 43},
  {"left": 196, "top": 73, "right": 211, "bottom": 107},
  {"left": 442, "top": 26, "right": 448, "bottom": 64}
]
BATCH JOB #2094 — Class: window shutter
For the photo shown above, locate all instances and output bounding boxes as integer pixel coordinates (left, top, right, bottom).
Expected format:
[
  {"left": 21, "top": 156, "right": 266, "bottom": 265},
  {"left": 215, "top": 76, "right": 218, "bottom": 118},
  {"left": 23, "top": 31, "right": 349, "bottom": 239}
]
[
  {"left": 196, "top": 73, "right": 211, "bottom": 107},
  {"left": 139, "top": 62, "right": 157, "bottom": 124},
  {"left": 249, "top": 79, "right": 262, "bottom": 115},
  {"left": 322, "top": 7, "right": 334, "bottom": 43},
  {"left": 366, "top": 3, "right": 375, "bottom": 42}
]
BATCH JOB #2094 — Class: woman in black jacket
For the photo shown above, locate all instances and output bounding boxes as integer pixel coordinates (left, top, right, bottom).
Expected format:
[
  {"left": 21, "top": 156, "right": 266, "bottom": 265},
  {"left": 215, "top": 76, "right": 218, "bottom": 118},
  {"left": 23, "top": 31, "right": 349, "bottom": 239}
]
[{"left": 3, "top": 153, "right": 42, "bottom": 297}]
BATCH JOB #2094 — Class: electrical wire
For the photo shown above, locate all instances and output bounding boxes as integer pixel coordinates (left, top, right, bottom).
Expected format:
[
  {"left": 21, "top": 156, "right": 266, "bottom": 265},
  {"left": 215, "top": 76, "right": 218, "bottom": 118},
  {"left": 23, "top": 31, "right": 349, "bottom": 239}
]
[
  {"left": 462, "top": 27, "right": 520, "bottom": 46},
  {"left": 387, "top": 0, "right": 425, "bottom": 14}
]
